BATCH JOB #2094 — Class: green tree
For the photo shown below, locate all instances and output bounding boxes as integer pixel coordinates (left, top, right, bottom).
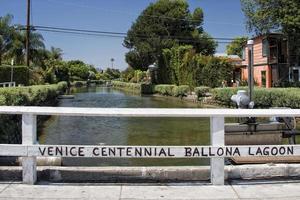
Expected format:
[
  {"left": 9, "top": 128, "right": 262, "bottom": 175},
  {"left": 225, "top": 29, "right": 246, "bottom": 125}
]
[
  {"left": 6, "top": 27, "right": 45, "bottom": 66},
  {"left": 0, "top": 14, "right": 14, "bottom": 65},
  {"left": 226, "top": 36, "right": 248, "bottom": 58},
  {"left": 47, "top": 46, "right": 63, "bottom": 61},
  {"left": 123, "top": 0, "right": 217, "bottom": 72},
  {"left": 241, "top": 0, "right": 300, "bottom": 65}
]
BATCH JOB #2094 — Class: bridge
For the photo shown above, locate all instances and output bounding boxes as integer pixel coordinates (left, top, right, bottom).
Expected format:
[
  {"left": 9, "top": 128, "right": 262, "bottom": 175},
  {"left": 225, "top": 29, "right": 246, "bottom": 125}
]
[{"left": 1, "top": 106, "right": 300, "bottom": 186}]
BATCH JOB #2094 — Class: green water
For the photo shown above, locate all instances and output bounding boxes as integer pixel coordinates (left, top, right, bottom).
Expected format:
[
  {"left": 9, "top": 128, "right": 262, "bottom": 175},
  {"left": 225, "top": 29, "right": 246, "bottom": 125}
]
[{"left": 41, "top": 86, "right": 213, "bottom": 166}]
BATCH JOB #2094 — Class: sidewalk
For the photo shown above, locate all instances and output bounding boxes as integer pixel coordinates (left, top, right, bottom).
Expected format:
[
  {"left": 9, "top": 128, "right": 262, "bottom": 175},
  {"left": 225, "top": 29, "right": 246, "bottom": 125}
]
[{"left": 1, "top": 180, "right": 300, "bottom": 200}]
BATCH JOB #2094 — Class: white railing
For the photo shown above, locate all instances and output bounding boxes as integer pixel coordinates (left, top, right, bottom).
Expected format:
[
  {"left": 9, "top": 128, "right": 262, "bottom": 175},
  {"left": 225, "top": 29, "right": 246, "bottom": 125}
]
[
  {"left": 0, "top": 82, "right": 16, "bottom": 88},
  {"left": 1, "top": 106, "right": 300, "bottom": 185}
]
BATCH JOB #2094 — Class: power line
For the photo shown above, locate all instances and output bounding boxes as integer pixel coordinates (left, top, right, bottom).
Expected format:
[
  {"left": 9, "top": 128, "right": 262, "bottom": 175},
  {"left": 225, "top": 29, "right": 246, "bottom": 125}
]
[
  {"left": 16, "top": 25, "right": 233, "bottom": 44},
  {"left": 26, "top": 25, "right": 235, "bottom": 42}
]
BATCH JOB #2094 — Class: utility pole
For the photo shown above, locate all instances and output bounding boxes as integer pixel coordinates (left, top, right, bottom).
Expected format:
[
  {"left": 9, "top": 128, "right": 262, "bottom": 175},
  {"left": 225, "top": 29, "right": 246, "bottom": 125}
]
[
  {"left": 247, "top": 40, "right": 254, "bottom": 102},
  {"left": 25, "top": 0, "right": 31, "bottom": 67}
]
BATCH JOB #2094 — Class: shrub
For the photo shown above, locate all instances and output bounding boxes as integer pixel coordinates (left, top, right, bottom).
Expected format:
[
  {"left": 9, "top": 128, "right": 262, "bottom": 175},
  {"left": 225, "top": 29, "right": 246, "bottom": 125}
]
[
  {"left": 0, "top": 82, "right": 67, "bottom": 143},
  {"left": 111, "top": 81, "right": 141, "bottom": 92},
  {"left": 194, "top": 86, "right": 210, "bottom": 98},
  {"left": 153, "top": 85, "right": 175, "bottom": 96},
  {"left": 172, "top": 85, "right": 190, "bottom": 97},
  {"left": 210, "top": 87, "right": 300, "bottom": 108},
  {"left": 152, "top": 84, "right": 189, "bottom": 97},
  {"left": 0, "top": 65, "right": 29, "bottom": 86}
]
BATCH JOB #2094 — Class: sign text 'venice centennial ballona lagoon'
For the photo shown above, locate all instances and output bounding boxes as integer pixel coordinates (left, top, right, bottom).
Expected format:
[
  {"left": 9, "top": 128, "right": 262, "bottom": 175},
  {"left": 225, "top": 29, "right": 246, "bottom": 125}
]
[{"left": 30, "top": 145, "right": 296, "bottom": 158}]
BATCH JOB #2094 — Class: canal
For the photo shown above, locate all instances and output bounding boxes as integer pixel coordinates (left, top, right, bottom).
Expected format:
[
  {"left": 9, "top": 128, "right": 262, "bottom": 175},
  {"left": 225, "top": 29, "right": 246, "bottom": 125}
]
[{"left": 41, "top": 86, "right": 211, "bottom": 166}]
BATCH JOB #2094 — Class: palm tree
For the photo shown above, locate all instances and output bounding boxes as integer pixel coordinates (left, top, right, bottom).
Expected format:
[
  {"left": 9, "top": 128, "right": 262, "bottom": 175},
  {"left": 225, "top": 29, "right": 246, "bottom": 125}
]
[
  {"left": 0, "top": 14, "right": 13, "bottom": 65},
  {"left": 7, "top": 27, "right": 45, "bottom": 66},
  {"left": 48, "top": 46, "right": 63, "bottom": 60}
]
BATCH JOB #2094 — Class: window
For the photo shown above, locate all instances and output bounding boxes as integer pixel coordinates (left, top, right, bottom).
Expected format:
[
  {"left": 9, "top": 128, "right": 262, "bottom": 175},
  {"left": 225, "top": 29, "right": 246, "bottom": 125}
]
[{"left": 262, "top": 39, "right": 269, "bottom": 57}]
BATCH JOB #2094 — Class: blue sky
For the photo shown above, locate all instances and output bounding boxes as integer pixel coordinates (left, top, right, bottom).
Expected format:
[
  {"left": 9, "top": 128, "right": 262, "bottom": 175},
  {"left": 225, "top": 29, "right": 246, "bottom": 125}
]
[{"left": 0, "top": 0, "right": 250, "bottom": 70}]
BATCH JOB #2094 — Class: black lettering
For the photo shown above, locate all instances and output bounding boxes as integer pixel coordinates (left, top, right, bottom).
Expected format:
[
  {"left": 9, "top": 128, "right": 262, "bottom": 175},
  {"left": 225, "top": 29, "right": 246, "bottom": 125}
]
[
  {"left": 55, "top": 147, "right": 63, "bottom": 156},
  {"left": 263, "top": 147, "right": 270, "bottom": 156},
  {"left": 117, "top": 147, "right": 125, "bottom": 157},
  {"left": 39, "top": 147, "right": 46, "bottom": 156},
  {"left": 185, "top": 147, "right": 192, "bottom": 157},
  {"left": 193, "top": 148, "right": 200, "bottom": 157},
  {"left": 217, "top": 148, "right": 224, "bottom": 156},
  {"left": 288, "top": 146, "right": 294, "bottom": 155},
  {"left": 271, "top": 147, "right": 278, "bottom": 156},
  {"left": 158, "top": 148, "right": 167, "bottom": 157},
  {"left": 168, "top": 148, "right": 174, "bottom": 157},
  {"left": 209, "top": 147, "right": 215, "bottom": 156},
  {"left": 101, "top": 148, "right": 107, "bottom": 156},
  {"left": 93, "top": 147, "right": 99, "bottom": 156},
  {"left": 78, "top": 147, "right": 84, "bottom": 157},
  {"left": 248, "top": 147, "right": 254, "bottom": 155},
  {"left": 233, "top": 148, "right": 241, "bottom": 156},
  {"left": 279, "top": 147, "right": 286, "bottom": 155},
  {"left": 145, "top": 148, "right": 152, "bottom": 156},
  {"left": 201, "top": 147, "right": 208, "bottom": 157},
  {"left": 126, "top": 147, "right": 132, "bottom": 156},
  {"left": 70, "top": 147, "right": 77, "bottom": 156},
  {"left": 48, "top": 147, "right": 53, "bottom": 156},
  {"left": 135, "top": 148, "right": 142, "bottom": 157},
  {"left": 109, "top": 148, "right": 116, "bottom": 156},
  {"left": 256, "top": 147, "right": 262, "bottom": 155}
]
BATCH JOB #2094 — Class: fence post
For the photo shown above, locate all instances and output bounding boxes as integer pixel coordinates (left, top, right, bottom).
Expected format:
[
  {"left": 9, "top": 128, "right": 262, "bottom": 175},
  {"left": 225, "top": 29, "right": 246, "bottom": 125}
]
[
  {"left": 22, "top": 114, "right": 37, "bottom": 184},
  {"left": 210, "top": 116, "right": 225, "bottom": 185}
]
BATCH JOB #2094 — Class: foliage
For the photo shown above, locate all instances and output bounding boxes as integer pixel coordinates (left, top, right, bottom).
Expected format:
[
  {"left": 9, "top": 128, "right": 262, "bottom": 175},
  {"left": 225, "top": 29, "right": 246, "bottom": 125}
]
[
  {"left": 0, "top": 65, "right": 29, "bottom": 85},
  {"left": 194, "top": 86, "right": 210, "bottom": 98},
  {"left": 241, "top": 0, "right": 300, "bottom": 66},
  {"left": 120, "top": 67, "right": 135, "bottom": 82},
  {"left": 111, "top": 81, "right": 141, "bottom": 92},
  {"left": 211, "top": 87, "right": 300, "bottom": 108},
  {"left": 162, "top": 45, "right": 234, "bottom": 88},
  {"left": 0, "top": 82, "right": 67, "bottom": 143},
  {"left": 152, "top": 84, "right": 189, "bottom": 97},
  {"left": 0, "top": 14, "right": 13, "bottom": 65},
  {"left": 124, "top": 0, "right": 217, "bottom": 71},
  {"left": 226, "top": 36, "right": 248, "bottom": 57}
]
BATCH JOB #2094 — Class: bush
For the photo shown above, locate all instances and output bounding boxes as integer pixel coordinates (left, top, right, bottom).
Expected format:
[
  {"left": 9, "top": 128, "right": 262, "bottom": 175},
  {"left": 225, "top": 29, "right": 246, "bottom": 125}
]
[
  {"left": 0, "top": 65, "right": 29, "bottom": 86},
  {"left": 172, "top": 85, "right": 190, "bottom": 97},
  {"left": 111, "top": 81, "right": 141, "bottom": 92},
  {"left": 152, "top": 84, "right": 189, "bottom": 97},
  {"left": 194, "top": 86, "right": 210, "bottom": 98},
  {"left": 211, "top": 87, "right": 300, "bottom": 108},
  {"left": 153, "top": 85, "right": 175, "bottom": 96},
  {"left": 0, "top": 82, "right": 67, "bottom": 143}
]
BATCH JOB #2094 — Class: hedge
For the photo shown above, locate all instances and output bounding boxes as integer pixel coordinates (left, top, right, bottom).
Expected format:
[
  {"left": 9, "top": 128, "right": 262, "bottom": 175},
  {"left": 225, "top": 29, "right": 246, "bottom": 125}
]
[
  {"left": 0, "top": 81, "right": 67, "bottom": 106},
  {"left": 152, "top": 84, "right": 189, "bottom": 97},
  {"left": 0, "top": 65, "right": 29, "bottom": 86},
  {"left": 111, "top": 81, "right": 142, "bottom": 92},
  {"left": 194, "top": 86, "right": 210, "bottom": 98},
  {"left": 0, "top": 82, "right": 68, "bottom": 144},
  {"left": 211, "top": 87, "right": 300, "bottom": 108}
]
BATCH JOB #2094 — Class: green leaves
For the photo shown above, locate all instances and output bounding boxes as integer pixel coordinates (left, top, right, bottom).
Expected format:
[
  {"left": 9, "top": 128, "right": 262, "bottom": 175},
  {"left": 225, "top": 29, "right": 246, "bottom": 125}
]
[
  {"left": 226, "top": 36, "right": 248, "bottom": 58},
  {"left": 124, "top": 0, "right": 215, "bottom": 73}
]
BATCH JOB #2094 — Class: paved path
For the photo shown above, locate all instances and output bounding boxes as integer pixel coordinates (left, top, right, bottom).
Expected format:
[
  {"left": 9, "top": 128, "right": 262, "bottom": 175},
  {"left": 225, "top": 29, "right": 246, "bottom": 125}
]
[{"left": 1, "top": 180, "right": 300, "bottom": 199}]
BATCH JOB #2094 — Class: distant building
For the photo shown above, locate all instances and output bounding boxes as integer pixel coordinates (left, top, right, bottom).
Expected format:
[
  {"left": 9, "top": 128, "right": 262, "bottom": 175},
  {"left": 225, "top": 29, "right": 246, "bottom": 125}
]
[{"left": 239, "top": 33, "right": 300, "bottom": 88}]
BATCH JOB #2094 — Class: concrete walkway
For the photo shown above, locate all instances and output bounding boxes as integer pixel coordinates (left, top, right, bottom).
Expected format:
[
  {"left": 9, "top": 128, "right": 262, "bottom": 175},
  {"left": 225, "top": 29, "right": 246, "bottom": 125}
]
[{"left": 1, "top": 180, "right": 300, "bottom": 200}]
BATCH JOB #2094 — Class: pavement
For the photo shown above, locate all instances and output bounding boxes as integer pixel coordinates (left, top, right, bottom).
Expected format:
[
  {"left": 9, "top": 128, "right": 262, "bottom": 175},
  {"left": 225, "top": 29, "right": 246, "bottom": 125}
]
[{"left": 1, "top": 180, "right": 300, "bottom": 200}]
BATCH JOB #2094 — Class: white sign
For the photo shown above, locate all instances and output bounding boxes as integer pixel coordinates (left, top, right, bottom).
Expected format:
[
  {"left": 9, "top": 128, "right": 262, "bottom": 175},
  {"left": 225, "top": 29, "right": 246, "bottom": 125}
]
[{"left": 1, "top": 145, "right": 298, "bottom": 158}]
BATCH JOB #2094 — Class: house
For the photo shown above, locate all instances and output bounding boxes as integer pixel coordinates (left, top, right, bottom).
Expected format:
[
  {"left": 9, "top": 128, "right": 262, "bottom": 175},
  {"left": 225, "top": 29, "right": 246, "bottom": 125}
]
[{"left": 238, "top": 33, "right": 297, "bottom": 88}]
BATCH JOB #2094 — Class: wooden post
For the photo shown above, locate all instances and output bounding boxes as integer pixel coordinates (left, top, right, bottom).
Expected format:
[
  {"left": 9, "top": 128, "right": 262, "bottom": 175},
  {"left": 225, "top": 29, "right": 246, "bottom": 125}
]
[
  {"left": 210, "top": 116, "right": 225, "bottom": 185},
  {"left": 22, "top": 114, "right": 37, "bottom": 184}
]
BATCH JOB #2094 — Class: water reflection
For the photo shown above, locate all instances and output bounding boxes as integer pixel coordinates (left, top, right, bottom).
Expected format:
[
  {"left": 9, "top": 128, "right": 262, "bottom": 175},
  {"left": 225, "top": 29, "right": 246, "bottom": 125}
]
[{"left": 41, "top": 87, "right": 210, "bottom": 166}]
